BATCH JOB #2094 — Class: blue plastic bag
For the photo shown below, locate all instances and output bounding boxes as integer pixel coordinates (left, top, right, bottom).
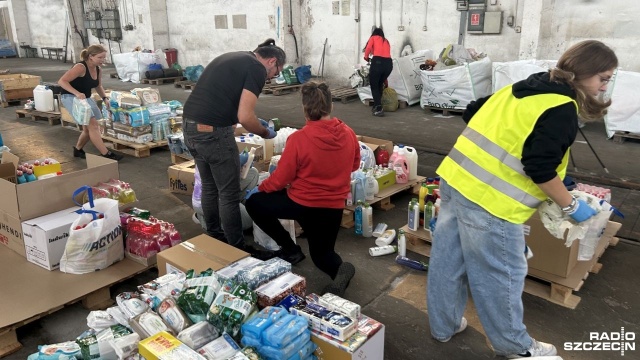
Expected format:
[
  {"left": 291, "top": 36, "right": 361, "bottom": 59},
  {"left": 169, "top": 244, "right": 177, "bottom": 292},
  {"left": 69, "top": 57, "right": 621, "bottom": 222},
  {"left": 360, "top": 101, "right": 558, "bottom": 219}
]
[
  {"left": 148, "top": 63, "right": 163, "bottom": 71},
  {"left": 294, "top": 65, "right": 312, "bottom": 84},
  {"left": 184, "top": 65, "right": 205, "bottom": 82}
]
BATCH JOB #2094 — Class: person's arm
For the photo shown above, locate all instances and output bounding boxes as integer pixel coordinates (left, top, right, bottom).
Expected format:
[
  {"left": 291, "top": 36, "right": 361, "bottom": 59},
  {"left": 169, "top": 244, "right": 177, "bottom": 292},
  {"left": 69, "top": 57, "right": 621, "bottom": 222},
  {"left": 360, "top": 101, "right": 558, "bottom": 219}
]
[
  {"left": 58, "top": 64, "right": 86, "bottom": 99},
  {"left": 96, "top": 70, "right": 109, "bottom": 108},
  {"left": 237, "top": 89, "right": 270, "bottom": 138},
  {"left": 536, "top": 176, "right": 574, "bottom": 209},
  {"left": 364, "top": 37, "right": 375, "bottom": 61},
  {"left": 258, "top": 138, "right": 299, "bottom": 192}
]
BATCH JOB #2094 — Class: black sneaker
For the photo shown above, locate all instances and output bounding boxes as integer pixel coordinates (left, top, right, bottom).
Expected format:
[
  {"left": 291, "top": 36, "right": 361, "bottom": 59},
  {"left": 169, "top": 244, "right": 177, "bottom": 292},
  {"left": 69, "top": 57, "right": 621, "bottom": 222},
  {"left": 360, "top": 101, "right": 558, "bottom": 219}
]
[
  {"left": 102, "top": 151, "right": 124, "bottom": 161},
  {"left": 277, "top": 245, "right": 306, "bottom": 265},
  {"left": 73, "top": 146, "right": 86, "bottom": 159},
  {"left": 323, "top": 262, "right": 355, "bottom": 296},
  {"left": 373, "top": 106, "right": 385, "bottom": 117},
  {"left": 243, "top": 244, "right": 277, "bottom": 261}
]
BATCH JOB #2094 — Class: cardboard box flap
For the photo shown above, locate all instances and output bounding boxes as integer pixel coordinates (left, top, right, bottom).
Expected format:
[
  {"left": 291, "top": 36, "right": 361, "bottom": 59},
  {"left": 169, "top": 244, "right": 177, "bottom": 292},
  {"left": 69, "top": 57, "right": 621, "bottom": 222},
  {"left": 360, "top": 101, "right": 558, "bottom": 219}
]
[
  {"left": 357, "top": 136, "right": 394, "bottom": 155},
  {"left": 1, "top": 151, "right": 19, "bottom": 167},
  {"left": 180, "top": 235, "right": 248, "bottom": 266}
]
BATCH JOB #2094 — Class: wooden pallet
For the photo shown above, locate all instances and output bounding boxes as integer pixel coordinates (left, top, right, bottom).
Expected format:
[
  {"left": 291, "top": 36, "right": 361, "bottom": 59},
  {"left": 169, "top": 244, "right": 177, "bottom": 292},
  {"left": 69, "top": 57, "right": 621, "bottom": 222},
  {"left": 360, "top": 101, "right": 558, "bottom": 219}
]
[
  {"left": 424, "top": 106, "right": 463, "bottom": 116},
  {"left": 141, "top": 76, "right": 185, "bottom": 85},
  {"left": 171, "top": 152, "right": 193, "bottom": 165},
  {"left": 341, "top": 176, "right": 425, "bottom": 228},
  {"left": 331, "top": 87, "right": 359, "bottom": 104},
  {"left": 402, "top": 221, "right": 621, "bottom": 310},
  {"left": 15, "top": 109, "right": 62, "bottom": 126},
  {"left": 174, "top": 80, "right": 196, "bottom": 90},
  {"left": 0, "top": 259, "right": 152, "bottom": 358},
  {"left": 101, "top": 135, "right": 168, "bottom": 158},
  {"left": 262, "top": 82, "right": 303, "bottom": 96},
  {"left": 1, "top": 98, "right": 30, "bottom": 108},
  {"left": 612, "top": 131, "right": 640, "bottom": 144}
]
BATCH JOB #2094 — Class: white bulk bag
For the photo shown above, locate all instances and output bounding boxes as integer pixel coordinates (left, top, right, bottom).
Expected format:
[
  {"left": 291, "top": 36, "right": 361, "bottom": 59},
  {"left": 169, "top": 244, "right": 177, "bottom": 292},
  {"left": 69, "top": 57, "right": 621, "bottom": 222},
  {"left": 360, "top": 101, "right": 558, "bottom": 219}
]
[
  {"left": 492, "top": 60, "right": 557, "bottom": 92},
  {"left": 389, "top": 49, "right": 434, "bottom": 105},
  {"left": 113, "top": 50, "right": 167, "bottom": 83},
  {"left": 604, "top": 69, "right": 640, "bottom": 138},
  {"left": 420, "top": 57, "right": 492, "bottom": 111}
]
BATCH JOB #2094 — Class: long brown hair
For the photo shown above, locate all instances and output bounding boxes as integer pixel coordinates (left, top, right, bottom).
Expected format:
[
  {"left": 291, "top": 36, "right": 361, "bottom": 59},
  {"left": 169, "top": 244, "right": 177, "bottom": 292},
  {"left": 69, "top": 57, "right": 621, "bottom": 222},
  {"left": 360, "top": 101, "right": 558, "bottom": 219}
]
[
  {"left": 80, "top": 44, "right": 107, "bottom": 62},
  {"left": 301, "top": 82, "right": 332, "bottom": 121},
  {"left": 550, "top": 40, "right": 618, "bottom": 121}
]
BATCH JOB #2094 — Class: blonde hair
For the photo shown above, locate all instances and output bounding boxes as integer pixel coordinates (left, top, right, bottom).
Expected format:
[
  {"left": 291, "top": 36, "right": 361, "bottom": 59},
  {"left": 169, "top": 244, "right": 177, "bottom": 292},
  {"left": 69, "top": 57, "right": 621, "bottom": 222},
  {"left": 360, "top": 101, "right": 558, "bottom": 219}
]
[
  {"left": 550, "top": 40, "right": 618, "bottom": 121},
  {"left": 80, "top": 44, "right": 107, "bottom": 62}
]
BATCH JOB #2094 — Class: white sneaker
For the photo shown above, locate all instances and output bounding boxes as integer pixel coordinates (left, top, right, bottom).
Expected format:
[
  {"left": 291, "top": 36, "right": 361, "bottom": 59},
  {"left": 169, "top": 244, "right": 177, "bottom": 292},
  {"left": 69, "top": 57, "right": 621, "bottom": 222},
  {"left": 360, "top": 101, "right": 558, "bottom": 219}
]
[
  {"left": 506, "top": 339, "right": 557, "bottom": 358},
  {"left": 438, "top": 317, "right": 468, "bottom": 343},
  {"left": 191, "top": 212, "right": 199, "bottom": 224}
]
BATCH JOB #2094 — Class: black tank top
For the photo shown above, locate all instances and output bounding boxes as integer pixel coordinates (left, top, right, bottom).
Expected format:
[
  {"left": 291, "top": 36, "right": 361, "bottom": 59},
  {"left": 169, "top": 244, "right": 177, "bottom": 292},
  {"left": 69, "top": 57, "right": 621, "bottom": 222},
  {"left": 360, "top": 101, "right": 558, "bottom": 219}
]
[{"left": 61, "top": 61, "right": 100, "bottom": 98}]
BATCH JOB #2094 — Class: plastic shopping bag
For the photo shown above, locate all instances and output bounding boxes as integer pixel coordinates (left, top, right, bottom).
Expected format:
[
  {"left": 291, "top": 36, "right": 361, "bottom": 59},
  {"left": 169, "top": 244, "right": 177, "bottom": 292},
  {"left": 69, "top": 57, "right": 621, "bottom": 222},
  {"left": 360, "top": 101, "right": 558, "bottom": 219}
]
[
  {"left": 60, "top": 186, "right": 124, "bottom": 274},
  {"left": 72, "top": 98, "right": 92, "bottom": 125},
  {"left": 253, "top": 220, "right": 296, "bottom": 251}
]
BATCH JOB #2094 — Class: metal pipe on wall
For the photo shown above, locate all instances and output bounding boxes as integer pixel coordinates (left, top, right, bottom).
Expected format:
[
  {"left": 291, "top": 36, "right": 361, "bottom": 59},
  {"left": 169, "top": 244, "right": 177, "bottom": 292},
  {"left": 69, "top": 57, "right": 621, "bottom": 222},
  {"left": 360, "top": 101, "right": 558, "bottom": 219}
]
[{"left": 355, "top": 0, "right": 361, "bottom": 64}]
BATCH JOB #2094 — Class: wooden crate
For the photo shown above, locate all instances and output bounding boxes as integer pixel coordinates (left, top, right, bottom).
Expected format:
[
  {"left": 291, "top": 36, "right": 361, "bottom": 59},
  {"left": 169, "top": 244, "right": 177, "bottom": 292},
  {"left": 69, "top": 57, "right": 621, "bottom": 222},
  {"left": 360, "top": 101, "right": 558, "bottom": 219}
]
[
  {"left": 341, "top": 176, "right": 425, "bottom": 228},
  {"left": 402, "top": 221, "right": 621, "bottom": 310},
  {"left": 175, "top": 80, "right": 196, "bottom": 90},
  {"left": 15, "top": 109, "right": 62, "bottom": 126},
  {"left": 102, "top": 135, "right": 168, "bottom": 158},
  {"left": 0, "top": 73, "right": 40, "bottom": 91},
  {"left": 262, "top": 82, "right": 303, "bottom": 96},
  {"left": 141, "top": 76, "right": 185, "bottom": 85}
]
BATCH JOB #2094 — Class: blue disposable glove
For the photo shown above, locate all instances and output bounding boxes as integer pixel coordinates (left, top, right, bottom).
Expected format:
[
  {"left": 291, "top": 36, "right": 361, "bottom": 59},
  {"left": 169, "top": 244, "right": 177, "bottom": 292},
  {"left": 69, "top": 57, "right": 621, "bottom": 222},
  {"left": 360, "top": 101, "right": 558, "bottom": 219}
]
[
  {"left": 239, "top": 151, "right": 249, "bottom": 167},
  {"left": 245, "top": 186, "right": 260, "bottom": 200},
  {"left": 259, "top": 118, "right": 271, "bottom": 129},
  {"left": 264, "top": 127, "right": 277, "bottom": 139},
  {"left": 569, "top": 199, "right": 597, "bottom": 223}
]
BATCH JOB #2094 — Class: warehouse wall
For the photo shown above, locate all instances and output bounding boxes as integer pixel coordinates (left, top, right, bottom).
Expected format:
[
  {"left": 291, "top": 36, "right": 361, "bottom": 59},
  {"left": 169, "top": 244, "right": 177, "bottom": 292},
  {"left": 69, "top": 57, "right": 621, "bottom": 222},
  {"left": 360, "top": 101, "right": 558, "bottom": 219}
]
[{"left": 6, "top": 0, "right": 639, "bottom": 83}]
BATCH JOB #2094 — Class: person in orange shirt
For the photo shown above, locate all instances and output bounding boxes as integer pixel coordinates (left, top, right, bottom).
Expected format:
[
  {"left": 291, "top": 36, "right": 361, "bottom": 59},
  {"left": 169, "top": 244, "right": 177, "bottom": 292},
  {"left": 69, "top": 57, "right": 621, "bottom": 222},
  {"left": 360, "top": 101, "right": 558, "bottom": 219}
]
[{"left": 364, "top": 27, "right": 392, "bottom": 117}]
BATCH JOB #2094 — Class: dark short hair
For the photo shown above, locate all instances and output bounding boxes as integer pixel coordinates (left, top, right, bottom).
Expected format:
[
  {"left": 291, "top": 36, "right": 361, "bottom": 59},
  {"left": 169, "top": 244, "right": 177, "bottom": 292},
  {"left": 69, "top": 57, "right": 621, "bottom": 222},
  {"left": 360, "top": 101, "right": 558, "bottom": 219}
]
[{"left": 254, "top": 38, "right": 286, "bottom": 68}]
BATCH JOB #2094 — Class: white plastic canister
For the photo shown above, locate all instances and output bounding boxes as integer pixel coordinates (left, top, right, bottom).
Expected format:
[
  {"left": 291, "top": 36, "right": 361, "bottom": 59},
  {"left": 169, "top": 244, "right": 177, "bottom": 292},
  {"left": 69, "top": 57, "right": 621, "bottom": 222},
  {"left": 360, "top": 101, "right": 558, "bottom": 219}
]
[
  {"left": 33, "top": 85, "right": 54, "bottom": 112},
  {"left": 404, "top": 146, "right": 419, "bottom": 180}
]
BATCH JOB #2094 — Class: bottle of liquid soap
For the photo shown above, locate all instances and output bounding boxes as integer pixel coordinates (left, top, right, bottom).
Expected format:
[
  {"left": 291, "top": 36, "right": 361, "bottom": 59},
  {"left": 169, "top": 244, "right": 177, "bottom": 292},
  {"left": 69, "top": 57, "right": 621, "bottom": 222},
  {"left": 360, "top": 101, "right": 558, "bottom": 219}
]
[
  {"left": 354, "top": 201, "right": 363, "bottom": 235},
  {"left": 364, "top": 170, "right": 376, "bottom": 201},
  {"left": 369, "top": 245, "right": 397, "bottom": 257},
  {"left": 408, "top": 198, "right": 420, "bottom": 231},
  {"left": 397, "top": 229, "right": 406, "bottom": 257},
  {"left": 363, "top": 203, "right": 373, "bottom": 237}
]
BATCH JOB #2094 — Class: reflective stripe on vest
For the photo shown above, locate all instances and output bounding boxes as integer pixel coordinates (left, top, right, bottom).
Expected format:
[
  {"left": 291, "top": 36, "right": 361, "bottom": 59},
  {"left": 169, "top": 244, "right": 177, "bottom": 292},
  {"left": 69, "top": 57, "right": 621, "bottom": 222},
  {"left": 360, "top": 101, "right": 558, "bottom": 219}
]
[{"left": 437, "top": 85, "right": 577, "bottom": 223}]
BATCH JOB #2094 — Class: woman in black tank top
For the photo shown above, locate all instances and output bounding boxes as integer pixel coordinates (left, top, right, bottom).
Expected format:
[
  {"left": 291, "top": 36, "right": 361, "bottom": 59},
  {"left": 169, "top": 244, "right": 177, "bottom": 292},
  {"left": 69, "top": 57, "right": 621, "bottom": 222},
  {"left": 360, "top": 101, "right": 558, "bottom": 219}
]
[{"left": 58, "top": 44, "right": 123, "bottom": 160}]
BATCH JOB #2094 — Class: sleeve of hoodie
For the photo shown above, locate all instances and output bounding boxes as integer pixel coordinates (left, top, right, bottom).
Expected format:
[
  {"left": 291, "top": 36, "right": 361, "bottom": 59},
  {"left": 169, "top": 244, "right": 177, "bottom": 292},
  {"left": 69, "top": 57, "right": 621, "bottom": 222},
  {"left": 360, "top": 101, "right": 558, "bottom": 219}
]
[
  {"left": 462, "top": 95, "right": 492, "bottom": 124},
  {"left": 521, "top": 103, "right": 578, "bottom": 183},
  {"left": 258, "top": 136, "right": 299, "bottom": 193}
]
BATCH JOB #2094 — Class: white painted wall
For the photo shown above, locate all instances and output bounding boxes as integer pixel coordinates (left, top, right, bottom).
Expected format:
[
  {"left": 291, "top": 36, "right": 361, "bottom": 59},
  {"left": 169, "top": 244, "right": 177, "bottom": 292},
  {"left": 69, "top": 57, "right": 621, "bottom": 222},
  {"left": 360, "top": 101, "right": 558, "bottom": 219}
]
[{"left": 6, "top": 0, "right": 640, "bottom": 82}]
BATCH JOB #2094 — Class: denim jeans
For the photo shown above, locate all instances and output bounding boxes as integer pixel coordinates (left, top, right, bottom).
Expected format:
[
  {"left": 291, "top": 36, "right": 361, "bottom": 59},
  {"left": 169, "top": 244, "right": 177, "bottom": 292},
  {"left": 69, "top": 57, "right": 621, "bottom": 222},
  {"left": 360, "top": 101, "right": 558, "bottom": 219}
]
[
  {"left": 427, "top": 179, "right": 533, "bottom": 355},
  {"left": 184, "top": 120, "right": 244, "bottom": 247}
]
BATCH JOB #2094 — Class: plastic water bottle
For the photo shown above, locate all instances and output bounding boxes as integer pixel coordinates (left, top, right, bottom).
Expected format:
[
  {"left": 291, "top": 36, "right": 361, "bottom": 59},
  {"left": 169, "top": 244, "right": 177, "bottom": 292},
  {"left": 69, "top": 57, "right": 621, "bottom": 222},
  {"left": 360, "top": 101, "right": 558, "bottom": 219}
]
[{"left": 354, "top": 201, "right": 363, "bottom": 235}]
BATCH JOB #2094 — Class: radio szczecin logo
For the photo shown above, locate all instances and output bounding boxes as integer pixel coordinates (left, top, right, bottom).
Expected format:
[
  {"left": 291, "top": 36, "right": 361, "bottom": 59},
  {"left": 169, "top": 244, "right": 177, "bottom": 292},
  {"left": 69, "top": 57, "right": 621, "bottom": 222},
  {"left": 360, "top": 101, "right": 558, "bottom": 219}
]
[{"left": 565, "top": 328, "right": 635, "bottom": 356}]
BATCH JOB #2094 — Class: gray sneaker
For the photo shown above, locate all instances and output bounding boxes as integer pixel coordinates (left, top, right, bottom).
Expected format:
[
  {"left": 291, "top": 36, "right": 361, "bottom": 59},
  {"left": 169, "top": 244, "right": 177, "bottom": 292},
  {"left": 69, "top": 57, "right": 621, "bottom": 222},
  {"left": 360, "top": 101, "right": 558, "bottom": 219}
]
[{"left": 506, "top": 339, "right": 557, "bottom": 358}]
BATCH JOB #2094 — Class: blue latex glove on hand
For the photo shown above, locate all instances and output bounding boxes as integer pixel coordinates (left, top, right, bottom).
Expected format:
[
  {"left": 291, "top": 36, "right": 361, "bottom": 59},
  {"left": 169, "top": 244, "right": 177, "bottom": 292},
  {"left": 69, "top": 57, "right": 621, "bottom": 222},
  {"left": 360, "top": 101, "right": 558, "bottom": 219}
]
[
  {"left": 259, "top": 118, "right": 271, "bottom": 129},
  {"left": 264, "top": 127, "right": 277, "bottom": 139},
  {"left": 245, "top": 186, "right": 260, "bottom": 200},
  {"left": 239, "top": 151, "right": 249, "bottom": 167},
  {"left": 569, "top": 199, "right": 597, "bottom": 223}
]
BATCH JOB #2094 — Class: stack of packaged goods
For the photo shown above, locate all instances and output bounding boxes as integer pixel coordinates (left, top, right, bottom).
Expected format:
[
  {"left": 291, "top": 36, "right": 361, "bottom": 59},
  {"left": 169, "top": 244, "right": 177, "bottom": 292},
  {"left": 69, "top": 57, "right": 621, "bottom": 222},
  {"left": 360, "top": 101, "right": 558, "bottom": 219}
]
[
  {"left": 240, "top": 307, "right": 316, "bottom": 360},
  {"left": 120, "top": 207, "right": 182, "bottom": 265},
  {"left": 82, "top": 178, "right": 138, "bottom": 206}
]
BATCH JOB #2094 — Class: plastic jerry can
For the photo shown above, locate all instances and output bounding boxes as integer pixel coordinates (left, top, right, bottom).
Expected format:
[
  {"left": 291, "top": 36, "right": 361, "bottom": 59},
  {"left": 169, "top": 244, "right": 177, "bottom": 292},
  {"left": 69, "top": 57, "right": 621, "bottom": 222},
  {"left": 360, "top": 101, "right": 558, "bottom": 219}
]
[
  {"left": 404, "top": 146, "right": 418, "bottom": 180},
  {"left": 33, "top": 85, "right": 54, "bottom": 112}
]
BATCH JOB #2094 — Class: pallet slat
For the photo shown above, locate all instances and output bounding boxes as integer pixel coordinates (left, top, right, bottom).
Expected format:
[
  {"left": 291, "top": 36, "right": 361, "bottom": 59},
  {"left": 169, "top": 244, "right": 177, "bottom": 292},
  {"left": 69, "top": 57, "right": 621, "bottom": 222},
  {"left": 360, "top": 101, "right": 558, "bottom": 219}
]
[
  {"left": 331, "top": 87, "right": 359, "bottom": 104},
  {"left": 102, "top": 135, "right": 168, "bottom": 158},
  {"left": 612, "top": 131, "right": 640, "bottom": 144},
  {"left": 141, "top": 76, "right": 185, "bottom": 85},
  {"left": 15, "top": 109, "right": 61, "bottom": 126},
  {"left": 174, "top": 80, "right": 196, "bottom": 90},
  {"left": 423, "top": 106, "right": 463, "bottom": 116},
  {"left": 262, "top": 82, "right": 303, "bottom": 96}
]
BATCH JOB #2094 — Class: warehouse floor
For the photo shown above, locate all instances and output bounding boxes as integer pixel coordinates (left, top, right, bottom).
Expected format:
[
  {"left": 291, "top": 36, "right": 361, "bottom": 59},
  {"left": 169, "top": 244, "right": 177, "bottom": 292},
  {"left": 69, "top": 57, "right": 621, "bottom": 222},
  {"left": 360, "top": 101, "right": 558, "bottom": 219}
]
[{"left": 1, "top": 58, "right": 638, "bottom": 359}]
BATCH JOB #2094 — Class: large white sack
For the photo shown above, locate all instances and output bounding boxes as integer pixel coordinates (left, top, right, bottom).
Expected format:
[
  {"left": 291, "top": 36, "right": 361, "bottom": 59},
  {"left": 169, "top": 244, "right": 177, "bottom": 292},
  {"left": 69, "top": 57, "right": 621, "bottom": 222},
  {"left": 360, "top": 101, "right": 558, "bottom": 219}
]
[
  {"left": 357, "top": 86, "right": 373, "bottom": 103},
  {"left": 112, "top": 50, "right": 166, "bottom": 83},
  {"left": 420, "top": 57, "right": 492, "bottom": 111},
  {"left": 604, "top": 69, "right": 640, "bottom": 138},
  {"left": 389, "top": 49, "right": 434, "bottom": 105},
  {"left": 492, "top": 60, "right": 557, "bottom": 92}
]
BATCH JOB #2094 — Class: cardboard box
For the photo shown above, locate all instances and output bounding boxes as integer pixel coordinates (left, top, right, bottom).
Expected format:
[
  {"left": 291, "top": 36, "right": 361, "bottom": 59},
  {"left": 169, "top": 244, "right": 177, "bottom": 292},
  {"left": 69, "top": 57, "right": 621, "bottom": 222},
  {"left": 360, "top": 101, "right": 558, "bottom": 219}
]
[
  {"left": 236, "top": 140, "right": 266, "bottom": 163},
  {"left": 524, "top": 211, "right": 579, "bottom": 278},
  {"left": 22, "top": 206, "right": 80, "bottom": 270},
  {"left": 139, "top": 331, "right": 206, "bottom": 360},
  {"left": 167, "top": 160, "right": 196, "bottom": 195},
  {"left": 313, "top": 322, "right": 385, "bottom": 360},
  {"left": 375, "top": 169, "right": 396, "bottom": 192},
  {"left": 0, "top": 152, "right": 119, "bottom": 257},
  {"left": 235, "top": 124, "right": 275, "bottom": 161},
  {"left": 125, "top": 252, "right": 157, "bottom": 267},
  {"left": 357, "top": 135, "right": 394, "bottom": 161},
  {"left": 156, "top": 234, "right": 249, "bottom": 276},
  {"left": 0, "top": 151, "right": 18, "bottom": 183}
]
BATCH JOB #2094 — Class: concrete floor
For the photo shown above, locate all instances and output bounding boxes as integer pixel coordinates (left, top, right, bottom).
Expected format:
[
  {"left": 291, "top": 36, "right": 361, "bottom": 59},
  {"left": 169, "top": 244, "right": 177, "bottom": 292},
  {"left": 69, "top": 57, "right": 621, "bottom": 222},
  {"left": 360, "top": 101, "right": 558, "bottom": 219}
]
[{"left": 1, "top": 58, "right": 639, "bottom": 359}]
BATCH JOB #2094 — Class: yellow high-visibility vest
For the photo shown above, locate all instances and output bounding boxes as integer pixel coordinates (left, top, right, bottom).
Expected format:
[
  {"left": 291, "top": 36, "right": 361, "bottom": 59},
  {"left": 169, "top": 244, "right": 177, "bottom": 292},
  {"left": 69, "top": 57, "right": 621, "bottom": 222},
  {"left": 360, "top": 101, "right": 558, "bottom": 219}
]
[{"left": 437, "top": 85, "right": 577, "bottom": 224}]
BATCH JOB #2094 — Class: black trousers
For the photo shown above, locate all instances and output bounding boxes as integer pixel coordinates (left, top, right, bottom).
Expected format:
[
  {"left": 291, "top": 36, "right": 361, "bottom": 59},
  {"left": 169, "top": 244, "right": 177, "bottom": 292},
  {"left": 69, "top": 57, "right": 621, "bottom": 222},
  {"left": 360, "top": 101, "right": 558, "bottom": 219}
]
[
  {"left": 246, "top": 189, "right": 344, "bottom": 279},
  {"left": 369, "top": 56, "right": 393, "bottom": 109}
]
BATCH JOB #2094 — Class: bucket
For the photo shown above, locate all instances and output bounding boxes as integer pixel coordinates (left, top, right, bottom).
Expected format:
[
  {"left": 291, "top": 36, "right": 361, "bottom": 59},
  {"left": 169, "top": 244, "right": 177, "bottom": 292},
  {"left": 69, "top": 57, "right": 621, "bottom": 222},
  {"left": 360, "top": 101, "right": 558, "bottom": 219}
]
[
  {"left": 33, "top": 85, "right": 54, "bottom": 112},
  {"left": 404, "top": 146, "right": 418, "bottom": 180}
]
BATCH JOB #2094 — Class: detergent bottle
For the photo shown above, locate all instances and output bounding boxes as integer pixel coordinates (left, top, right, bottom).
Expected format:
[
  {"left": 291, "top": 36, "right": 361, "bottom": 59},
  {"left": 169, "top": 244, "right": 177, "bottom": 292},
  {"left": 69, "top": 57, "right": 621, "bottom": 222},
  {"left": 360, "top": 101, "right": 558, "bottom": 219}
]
[
  {"left": 388, "top": 145, "right": 400, "bottom": 168},
  {"left": 418, "top": 183, "right": 429, "bottom": 212},
  {"left": 354, "top": 201, "right": 364, "bottom": 235},
  {"left": 376, "top": 144, "right": 390, "bottom": 167},
  {"left": 404, "top": 146, "right": 418, "bottom": 180},
  {"left": 393, "top": 148, "right": 409, "bottom": 184}
]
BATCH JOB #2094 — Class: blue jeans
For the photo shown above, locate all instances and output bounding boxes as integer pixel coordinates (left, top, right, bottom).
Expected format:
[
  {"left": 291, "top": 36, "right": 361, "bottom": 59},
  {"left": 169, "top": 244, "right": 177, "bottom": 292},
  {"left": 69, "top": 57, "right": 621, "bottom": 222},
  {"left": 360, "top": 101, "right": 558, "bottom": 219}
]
[
  {"left": 184, "top": 120, "right": 244, "bottom": 248},
  {"left": 427, "top": 179, "right": 533, "bottom": 355}
]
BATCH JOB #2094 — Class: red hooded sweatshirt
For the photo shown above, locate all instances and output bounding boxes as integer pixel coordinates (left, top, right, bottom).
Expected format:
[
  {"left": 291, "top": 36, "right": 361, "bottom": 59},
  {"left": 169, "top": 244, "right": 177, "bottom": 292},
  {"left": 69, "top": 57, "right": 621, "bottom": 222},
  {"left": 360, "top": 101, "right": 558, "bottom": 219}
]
[{"left": 258, "top": 117, "right": 361, "bottom": 209}]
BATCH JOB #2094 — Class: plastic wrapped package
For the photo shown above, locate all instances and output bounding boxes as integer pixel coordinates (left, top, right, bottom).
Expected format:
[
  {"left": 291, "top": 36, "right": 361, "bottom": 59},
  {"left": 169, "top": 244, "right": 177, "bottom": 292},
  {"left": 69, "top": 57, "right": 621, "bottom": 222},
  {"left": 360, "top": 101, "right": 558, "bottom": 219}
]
[
  {"left": 116, "top": 292, "right": 149, "bottom": 319},
  {"left": 27, "top": 341, "right": 81, "bottom": 360},
  {"left": 106, "top": 306, "right": 129, "bottom": 326},
  {"left": 234, "top": 257, "right": 291, "bottom": 290},
  {"left": 158, "top": 297, "right": 193, "bottom": 333},
  {"left": 138, "top": 272, "right": 186, "bottom": 309},
  {"left": 260, "top": 330, "right": 311, "bottom": 360},
  {"left": 138, "top": 331, "right": 206, "bottom": 360},
  {"left": 318, "top": 293, "right": 361, "bottom": 320},
  {"left": 215, "top": 257, "right": 263, "bottom": 283},
  {"left": 116, "top": 133, "right": 154, "bottom": 144},
  {"left": 76, "top": 324, "right": 132, "bottom": 360},
  {"left": 177, "top": 321, "right": 220, "bottom": 350},
  {"left": 197, "top": 333, "right": 241, "bottom": 360},
  {"left": 240, "top": 306, "right": 288, "bottom": 340},
  {"left": 228, "top": 347, "right": 264, "bottom": 360},
  {"left": 110, "top": 332, "right": 140, "bottom": 359},
  {"left": 129, "top": 310, "right": 174, "bottom": 338},
  {"left": 177, "top": 269, "right": 221, "bottom": 323},
  {"left": 262, "top": 313, "right": 309, "bottom": 348},
  {"left": 72, "top": 98, "right": 92, "bottom": 125},
  {"left": 117, "top": 92, "right": 142, "bottom": 108},
  {"left": 255, "top": 272, "right": 306, "bottom": 309},
  {"left": 207, "top": 280, "right": 257, "bottom": 339},
  {"left": 290, "top": 302, "right": 357, "bottom": 341},
  {"left": 275, "top": 294, "right": 306, "bottom": 312},
  {"left": 284, "top": 340, "right": 317, "bottom": 360},
  {"left": 133, "top": 87, "right": 162, "bottom": 105},
  {"left": 87, "top": 310, "right": 119, "bottom": 331},
  {"left": 112, "top": 122, "right": 152, "bottom": 137}
]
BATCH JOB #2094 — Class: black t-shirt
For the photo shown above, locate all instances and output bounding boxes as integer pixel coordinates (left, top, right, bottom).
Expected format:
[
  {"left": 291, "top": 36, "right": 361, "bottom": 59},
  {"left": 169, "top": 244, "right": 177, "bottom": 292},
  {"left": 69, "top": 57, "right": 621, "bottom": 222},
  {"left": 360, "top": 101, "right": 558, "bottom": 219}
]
[
  {"left": 183, "top": 51, "right": 267, "bottom": 127},
  {"left": 60, "top": 61, "right": 100, "bottom": 98}
]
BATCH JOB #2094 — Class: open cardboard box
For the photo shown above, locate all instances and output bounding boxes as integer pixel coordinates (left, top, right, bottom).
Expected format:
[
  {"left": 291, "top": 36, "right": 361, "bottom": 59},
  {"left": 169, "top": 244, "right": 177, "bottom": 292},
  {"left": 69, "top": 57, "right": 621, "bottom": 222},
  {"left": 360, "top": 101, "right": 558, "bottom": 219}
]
[
  {"left": 312, "top": 321, "right": 385, "bottom": 360},
  {"left": 524, "top": 211, "right": 580, "bottom": 278},
  {"left": 357, "top": 135, "right": 394, "bottom": 161},
  {"left": 0, "top": 152, "right": 119, "bottom": 258},
  {"left": 167, "top": 160, "right": 196, "bottom": 195}
]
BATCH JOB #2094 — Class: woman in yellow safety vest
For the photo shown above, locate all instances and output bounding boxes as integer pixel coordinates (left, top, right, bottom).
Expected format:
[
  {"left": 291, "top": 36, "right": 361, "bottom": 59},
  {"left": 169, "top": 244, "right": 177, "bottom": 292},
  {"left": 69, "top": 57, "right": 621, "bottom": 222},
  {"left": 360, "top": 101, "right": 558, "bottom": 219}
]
[{"left": 427, "top": 40, "right": 618, "bottom": 358}]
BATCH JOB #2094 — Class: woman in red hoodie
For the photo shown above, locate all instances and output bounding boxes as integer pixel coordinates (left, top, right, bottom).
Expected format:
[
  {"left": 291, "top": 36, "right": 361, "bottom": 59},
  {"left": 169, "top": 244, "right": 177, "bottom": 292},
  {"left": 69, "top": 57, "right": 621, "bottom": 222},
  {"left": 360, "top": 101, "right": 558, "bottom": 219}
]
[
  {"left": 245, "top": 82, "right": 361, "bottom": 296},
  {"left": 364, "top": 27, "right": 392, "bottom": 117}
]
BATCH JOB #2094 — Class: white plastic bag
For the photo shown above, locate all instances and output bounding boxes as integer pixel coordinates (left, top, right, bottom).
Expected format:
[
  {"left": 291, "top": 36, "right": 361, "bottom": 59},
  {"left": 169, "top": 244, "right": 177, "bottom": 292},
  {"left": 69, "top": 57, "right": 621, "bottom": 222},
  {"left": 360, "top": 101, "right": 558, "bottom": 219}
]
[
  {"left": 253, "top": 220, "right": 296, "bottom": 251},
  {"left": 359, "top": 142, "right": 375, "bottom": 169},
  {"left": 420, "top": 57, "right": 492, "bottom": 111},
  {"left": 492, "top": 59, "right": 557, "bottom": 92},
  {"left": 604, "top": 69, "right": 640, "bottom": 137},
  {"left": 72, "top": 97, "right": 92, "bottom": 125},
  {"left": 60, "top": 186, "right": 124, "bottom": 274}
]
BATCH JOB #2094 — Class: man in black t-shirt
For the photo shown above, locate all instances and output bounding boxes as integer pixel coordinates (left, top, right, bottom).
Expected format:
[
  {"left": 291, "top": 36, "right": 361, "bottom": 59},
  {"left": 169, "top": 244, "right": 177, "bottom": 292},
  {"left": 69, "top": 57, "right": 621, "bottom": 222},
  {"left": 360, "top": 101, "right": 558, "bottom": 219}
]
[{"left": 183, "top": 39, "right": 285, "bottom": 259}]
